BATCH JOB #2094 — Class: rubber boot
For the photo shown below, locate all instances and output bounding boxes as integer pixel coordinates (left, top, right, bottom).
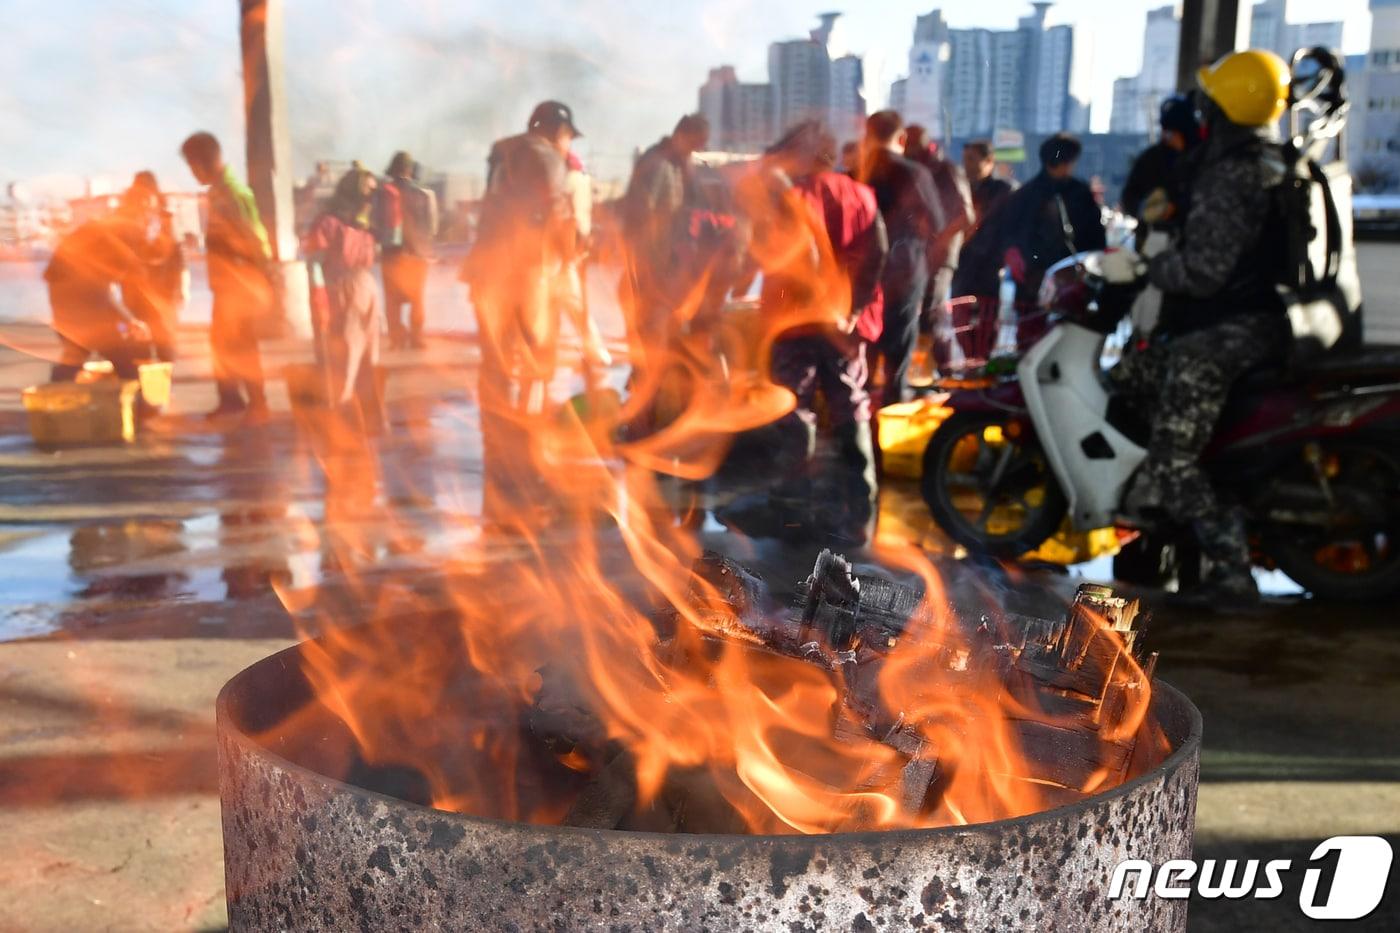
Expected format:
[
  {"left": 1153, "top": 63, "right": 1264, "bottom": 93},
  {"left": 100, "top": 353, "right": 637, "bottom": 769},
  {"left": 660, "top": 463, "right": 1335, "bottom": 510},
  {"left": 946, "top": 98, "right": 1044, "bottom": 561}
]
[
  {"left": 825, "top": 419, "right": 878, "bottom": 547},
  {"left": 1170, "top": 508, "right": 1261, "bottom": 613}
]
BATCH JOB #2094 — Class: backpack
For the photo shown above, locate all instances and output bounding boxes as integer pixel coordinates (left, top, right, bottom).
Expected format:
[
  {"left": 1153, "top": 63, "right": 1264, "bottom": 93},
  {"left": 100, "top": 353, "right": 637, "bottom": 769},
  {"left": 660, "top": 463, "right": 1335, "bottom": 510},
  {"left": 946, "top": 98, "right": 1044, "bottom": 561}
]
[{"left": 1275, "top": 148, "right": 1364, "bottom": 358}]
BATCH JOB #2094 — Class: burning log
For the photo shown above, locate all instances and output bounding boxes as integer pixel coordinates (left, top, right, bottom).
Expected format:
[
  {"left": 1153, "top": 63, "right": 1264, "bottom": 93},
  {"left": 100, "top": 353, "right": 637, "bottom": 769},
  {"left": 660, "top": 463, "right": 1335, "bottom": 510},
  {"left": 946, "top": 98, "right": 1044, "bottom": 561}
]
[
  {"left": 528, "top": 554, "right": 1159, "bottom": 833},
  {"left": 562, "top": 749, "right": 637, "bottom": 829},
  {"left": 796, "top": 549, "right": 925, "bottom": 648}
]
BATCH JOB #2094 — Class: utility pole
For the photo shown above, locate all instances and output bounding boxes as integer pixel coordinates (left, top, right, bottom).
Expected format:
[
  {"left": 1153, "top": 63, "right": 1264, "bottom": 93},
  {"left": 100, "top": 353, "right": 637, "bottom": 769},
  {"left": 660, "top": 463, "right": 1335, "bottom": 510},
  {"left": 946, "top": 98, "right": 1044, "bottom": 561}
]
[
  {"left": 1176, "top": 0, "right": 1251, "bottom": 92},
  {"left": 239, "top": 0, "right": 310, "bottom": 338}
]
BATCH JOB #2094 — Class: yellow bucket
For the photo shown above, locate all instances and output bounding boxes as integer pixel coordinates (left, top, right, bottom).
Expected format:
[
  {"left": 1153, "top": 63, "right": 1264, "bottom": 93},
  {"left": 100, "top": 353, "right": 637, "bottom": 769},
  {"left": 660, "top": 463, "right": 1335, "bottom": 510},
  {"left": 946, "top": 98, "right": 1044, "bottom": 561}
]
[
  {"left": 876, "top": 399, "right": 953, "bottom": 480},
  {"left": 22, "top": 380, "right": 141, "bottom": 447},
  {"left": 79, "top": 360, "right": 173, "bottom": 409}
]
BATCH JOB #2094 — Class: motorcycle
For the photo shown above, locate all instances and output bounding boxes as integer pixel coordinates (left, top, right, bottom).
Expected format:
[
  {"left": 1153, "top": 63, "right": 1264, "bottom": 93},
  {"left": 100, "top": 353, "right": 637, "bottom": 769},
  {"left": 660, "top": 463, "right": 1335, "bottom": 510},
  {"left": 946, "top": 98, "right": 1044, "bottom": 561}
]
[{"left": 919, "top": 251, "right": 1400, "bottom": 600}]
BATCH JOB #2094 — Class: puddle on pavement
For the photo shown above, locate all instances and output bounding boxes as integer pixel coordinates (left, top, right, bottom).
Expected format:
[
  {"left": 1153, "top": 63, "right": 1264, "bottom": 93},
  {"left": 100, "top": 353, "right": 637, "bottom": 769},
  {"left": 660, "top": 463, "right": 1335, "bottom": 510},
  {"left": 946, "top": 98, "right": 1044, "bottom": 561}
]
[{"left": 0, "top": 511, "right": 328, "bottom": 642}]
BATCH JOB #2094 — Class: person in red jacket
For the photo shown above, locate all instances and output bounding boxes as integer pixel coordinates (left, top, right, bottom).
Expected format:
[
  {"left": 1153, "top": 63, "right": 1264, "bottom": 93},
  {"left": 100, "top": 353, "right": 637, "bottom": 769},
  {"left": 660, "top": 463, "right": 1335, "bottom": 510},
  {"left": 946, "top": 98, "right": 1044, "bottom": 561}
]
[{"left": 729, "top": 121, "right": 889, "bottom": 544}]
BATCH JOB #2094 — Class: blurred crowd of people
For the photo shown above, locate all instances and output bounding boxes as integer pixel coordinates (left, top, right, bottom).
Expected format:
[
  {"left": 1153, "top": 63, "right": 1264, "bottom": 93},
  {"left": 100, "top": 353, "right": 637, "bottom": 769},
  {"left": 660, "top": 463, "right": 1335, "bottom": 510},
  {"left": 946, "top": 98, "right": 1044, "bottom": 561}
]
[
  {"left": 36, "top": 93, "right": 1149, "bottom": 545},
  {"left": 456, "top": 97, "right": 1126, "bottom": 541}
]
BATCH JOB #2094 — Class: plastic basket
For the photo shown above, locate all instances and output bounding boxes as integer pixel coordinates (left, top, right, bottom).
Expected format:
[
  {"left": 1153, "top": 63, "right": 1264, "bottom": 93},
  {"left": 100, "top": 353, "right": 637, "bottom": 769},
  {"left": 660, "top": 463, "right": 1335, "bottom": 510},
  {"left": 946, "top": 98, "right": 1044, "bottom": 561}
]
[{"left": 22, "top": 380, "right": 141, "bottom": 447}]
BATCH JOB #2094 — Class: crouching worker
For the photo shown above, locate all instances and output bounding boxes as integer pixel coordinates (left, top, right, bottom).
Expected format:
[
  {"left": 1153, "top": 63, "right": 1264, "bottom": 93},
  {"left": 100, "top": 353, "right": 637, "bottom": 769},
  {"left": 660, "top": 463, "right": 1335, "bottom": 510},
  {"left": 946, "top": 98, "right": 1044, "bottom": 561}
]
[
  {"left": 43, "top": 189, "right": 158, "bottom": 416},
  {"left": 303, "top": 167, "right": 388, "bottom": 434}
]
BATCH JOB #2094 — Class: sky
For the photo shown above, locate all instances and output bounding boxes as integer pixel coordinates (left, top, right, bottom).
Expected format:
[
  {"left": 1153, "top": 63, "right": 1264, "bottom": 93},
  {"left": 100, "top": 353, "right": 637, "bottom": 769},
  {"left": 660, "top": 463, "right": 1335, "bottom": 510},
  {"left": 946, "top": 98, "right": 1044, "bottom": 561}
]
[{"left": 0, "top": 0, "right": 1373, "bottom": 196}]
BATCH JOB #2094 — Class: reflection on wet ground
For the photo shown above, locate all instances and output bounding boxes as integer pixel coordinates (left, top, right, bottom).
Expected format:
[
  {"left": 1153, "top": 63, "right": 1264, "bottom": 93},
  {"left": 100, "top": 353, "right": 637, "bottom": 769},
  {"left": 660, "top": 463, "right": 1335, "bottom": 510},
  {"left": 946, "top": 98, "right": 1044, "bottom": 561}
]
[{"left": 0, "top": 361, "right": 1315, "bottom": 642}]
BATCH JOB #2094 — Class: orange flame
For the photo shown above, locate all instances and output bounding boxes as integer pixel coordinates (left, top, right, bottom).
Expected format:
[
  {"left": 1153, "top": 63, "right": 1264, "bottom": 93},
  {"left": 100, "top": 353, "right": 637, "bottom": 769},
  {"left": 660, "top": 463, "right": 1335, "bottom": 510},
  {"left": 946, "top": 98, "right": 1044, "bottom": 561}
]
[{"left": 270, "top": 153, "right": 1162, "bottom": 837}]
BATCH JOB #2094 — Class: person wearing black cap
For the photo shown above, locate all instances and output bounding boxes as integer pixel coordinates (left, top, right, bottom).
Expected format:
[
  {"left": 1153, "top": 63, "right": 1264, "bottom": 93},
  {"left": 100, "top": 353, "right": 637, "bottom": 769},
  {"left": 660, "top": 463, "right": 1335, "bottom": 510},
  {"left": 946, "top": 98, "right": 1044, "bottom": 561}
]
[
  {"left": 378, "top": 151, "right": 439, "bottom": 350},
  {"left": 459, "top": 100, "right": 580, "bottom": 527},
  {"left": 948, "top": 140, "right": 1017, "bottom": 366},
  {"left": 1120, "top": 95, "right": 1203, "bottom": 246},
  {"left": 619, "top": 113, "right": 710, "bottom": 366},
  {"left": 999, "top": 132, "right": 1105, "bottom": 349}
]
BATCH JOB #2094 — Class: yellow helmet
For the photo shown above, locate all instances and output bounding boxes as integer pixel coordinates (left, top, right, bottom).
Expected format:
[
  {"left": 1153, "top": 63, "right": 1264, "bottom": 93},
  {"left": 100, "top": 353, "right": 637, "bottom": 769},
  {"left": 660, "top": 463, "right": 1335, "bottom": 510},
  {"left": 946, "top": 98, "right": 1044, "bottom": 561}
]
[{"left": 1197, "top": 49, "right": 1291, "bottom": 127}]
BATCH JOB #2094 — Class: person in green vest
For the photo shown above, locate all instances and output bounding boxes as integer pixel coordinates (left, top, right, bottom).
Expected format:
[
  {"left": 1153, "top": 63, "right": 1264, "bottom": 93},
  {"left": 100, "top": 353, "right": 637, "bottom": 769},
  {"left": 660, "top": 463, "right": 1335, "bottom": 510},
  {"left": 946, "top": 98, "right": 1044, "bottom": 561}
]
[{"left": 181, "top": 132, "right": 274, "bottom": 425}]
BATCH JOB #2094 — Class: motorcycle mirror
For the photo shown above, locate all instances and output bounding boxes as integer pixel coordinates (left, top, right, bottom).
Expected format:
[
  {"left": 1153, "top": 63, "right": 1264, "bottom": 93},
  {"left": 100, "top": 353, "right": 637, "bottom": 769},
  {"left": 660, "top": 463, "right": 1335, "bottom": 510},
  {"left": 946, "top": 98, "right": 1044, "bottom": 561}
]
[
  {"left": 1289, "top": 47, "right": 1345, "bottom": 110},
  {"left": 1289, "top": 47, "right": 1349, "bottom": 154}
]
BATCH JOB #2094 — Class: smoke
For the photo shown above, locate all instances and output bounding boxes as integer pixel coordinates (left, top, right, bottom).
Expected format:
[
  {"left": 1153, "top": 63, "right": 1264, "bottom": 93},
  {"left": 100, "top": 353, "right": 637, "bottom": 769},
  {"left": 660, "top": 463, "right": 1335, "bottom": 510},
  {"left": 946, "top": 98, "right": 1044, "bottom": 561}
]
[
  {"left": 2, "top": 0, "right": 822, "bottom": 190},
  {"left": 285, "top": 24, "right": 617, "bottom": 180},
  {"left": 280, "top": 2, "right": 739, "bottom": 183}
]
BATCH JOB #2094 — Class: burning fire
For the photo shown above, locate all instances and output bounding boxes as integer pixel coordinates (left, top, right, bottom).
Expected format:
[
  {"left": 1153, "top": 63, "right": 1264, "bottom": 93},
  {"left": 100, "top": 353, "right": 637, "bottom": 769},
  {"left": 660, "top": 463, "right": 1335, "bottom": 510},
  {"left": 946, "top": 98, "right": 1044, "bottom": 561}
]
[{"left": 269, "top": 154, "right": 1164, "bottom": 837}]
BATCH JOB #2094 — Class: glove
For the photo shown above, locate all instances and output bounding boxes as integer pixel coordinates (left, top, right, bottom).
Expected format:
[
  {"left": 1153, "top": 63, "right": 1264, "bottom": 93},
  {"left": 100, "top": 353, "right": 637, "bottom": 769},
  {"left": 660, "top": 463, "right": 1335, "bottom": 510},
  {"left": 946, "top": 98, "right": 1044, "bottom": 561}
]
[
  {"left": 1141, "top": 230, "right": 1172, "bottom": 259},
  {"left": 1140, "top": 188, "right": 1174, "bottom": 224},
  {"left": 1100, "top": 249, "right": 1147, "bottom": 285}
]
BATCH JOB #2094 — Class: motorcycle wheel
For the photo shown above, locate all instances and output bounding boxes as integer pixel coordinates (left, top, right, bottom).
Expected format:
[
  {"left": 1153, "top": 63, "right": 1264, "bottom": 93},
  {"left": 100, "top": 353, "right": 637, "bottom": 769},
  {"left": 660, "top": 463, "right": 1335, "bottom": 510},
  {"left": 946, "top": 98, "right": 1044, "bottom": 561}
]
[
  {"left": 920, "top": 410, "right": 1068, "bottom": 559},
  {"left": 1264, "top": 439, "right": 1400, "bottom": 602}
]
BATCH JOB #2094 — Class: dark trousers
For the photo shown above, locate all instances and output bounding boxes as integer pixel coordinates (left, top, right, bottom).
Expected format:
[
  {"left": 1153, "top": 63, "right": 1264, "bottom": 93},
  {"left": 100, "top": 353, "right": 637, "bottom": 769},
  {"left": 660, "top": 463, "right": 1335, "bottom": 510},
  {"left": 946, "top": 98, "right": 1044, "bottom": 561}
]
[
  {"left": 211, "top": 298, "right": 266, "bottom": 410},
  {"left": 870, "top": 245, "right": 929, "bottom": 407},
  {"left": 472, "top": 269, "right": 558, "bottom": 529},
  {"left": 769, "top": 335, "right": 878, "bottom": 532},
  {"left": 383, "top": 251, "right": 429, "bottom": 343},
  {"left": 771, "top": 334, "right": 872, "bottom": 428},
  {"left": 1109, "top": 313, "right": 1287, "bottom": 573}
]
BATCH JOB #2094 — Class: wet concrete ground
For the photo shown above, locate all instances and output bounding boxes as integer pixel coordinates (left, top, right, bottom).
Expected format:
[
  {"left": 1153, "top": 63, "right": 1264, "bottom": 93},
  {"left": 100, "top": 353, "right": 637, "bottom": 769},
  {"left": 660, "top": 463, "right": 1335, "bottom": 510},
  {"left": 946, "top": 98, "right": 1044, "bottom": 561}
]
[{"left": 0, "top": 320, "right": 1396, "bottom": 931}]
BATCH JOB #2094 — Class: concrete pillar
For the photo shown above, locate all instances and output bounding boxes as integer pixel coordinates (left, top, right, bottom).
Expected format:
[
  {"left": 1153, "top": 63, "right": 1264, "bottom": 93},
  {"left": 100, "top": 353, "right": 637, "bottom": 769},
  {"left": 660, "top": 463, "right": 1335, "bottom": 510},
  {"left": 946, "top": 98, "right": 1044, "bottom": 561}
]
[
  {"left": 1177, "top": 0, "right": 1251, "bottom": 92},
  {"left": 239, "top": 0, "right": 311, "bottom": 339}
]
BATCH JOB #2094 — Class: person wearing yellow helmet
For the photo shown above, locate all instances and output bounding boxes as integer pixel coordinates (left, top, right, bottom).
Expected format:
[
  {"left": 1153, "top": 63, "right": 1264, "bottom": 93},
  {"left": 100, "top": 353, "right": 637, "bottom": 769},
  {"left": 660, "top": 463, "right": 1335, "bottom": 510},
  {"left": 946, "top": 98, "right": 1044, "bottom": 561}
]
[
  {"left": 1196, "top": 48, "right": 1292, "bottom": 129},
  {"left": 1100, "top": 48, "right": 1296, "bottom": 609}
]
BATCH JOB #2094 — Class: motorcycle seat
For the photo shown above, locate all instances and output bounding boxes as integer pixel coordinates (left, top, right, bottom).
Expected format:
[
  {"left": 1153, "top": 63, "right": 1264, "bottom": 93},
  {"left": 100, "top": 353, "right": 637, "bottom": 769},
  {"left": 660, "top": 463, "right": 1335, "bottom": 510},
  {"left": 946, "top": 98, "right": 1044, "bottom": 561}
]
[
  {"left": 1296, "top": 347, "right": 1400, "bottom": 384},
  {"left": 1231, "top": 362, "right": 1292, "bottom": 396},
  {"left": 1229, "top": 348, "right": 1400, "bottom": 399}
]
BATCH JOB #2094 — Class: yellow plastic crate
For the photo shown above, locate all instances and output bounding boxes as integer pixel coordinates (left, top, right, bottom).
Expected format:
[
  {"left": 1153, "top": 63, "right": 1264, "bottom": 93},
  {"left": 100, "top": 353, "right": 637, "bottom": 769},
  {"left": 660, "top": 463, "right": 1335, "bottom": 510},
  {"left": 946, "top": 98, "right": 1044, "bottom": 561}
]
[
  {"left": 876, "top": 399, "right": 953, "bottom": 479},
  {"left": 22, "top": 380, "right": 141, "bottom": 447}
]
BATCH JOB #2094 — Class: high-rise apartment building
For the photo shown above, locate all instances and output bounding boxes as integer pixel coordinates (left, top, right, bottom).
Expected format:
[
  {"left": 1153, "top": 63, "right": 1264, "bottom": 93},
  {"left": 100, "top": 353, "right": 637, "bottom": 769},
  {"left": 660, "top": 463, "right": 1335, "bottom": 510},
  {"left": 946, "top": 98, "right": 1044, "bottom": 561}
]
[
  {"left": 697, "top": 14, "right": 866, "bottom": 153},
  {"left": 829, "top": 54, "right": 868, "bottom": 142},
  {"left": 1356, "top": 0, "right": 1400, "bottom": 190},
  {"left": 1250, "top": 0, "right": 1344, "bottom": 63},
  {"left": 1109, "top": 6, "right": 1181, "bottom": 135},
  {"left": 1111, "top": 1, "right": 1340, "bottom": 137},
  {"left": 900, "top": 11, "right": 951, "bottom": 136},
  {"left": 892, "top": 4, "right": 1087, "bottom": 141},
  {"left": 769, "top": 38, "right": 831, "bottom": 134}
]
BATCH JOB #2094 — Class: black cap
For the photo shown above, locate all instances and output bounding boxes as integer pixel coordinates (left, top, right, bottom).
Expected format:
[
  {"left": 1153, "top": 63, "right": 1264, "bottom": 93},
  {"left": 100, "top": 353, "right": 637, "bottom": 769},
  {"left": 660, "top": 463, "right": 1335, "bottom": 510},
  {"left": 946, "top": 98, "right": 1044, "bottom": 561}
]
[
  {"left": 528, "top": 100, "right": 582, "bottom": 138},
  {"left": 1159, "top": 94, "right": 1199, "bottom": 138}
]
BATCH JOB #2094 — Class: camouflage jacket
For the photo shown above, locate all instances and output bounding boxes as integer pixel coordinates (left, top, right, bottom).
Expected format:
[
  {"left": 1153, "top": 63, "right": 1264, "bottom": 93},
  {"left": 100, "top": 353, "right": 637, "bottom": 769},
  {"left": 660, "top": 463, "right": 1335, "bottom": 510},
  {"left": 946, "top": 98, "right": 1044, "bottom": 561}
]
[{"left": 1148, "top": 124, "right": 1288, "bottom": 335}]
